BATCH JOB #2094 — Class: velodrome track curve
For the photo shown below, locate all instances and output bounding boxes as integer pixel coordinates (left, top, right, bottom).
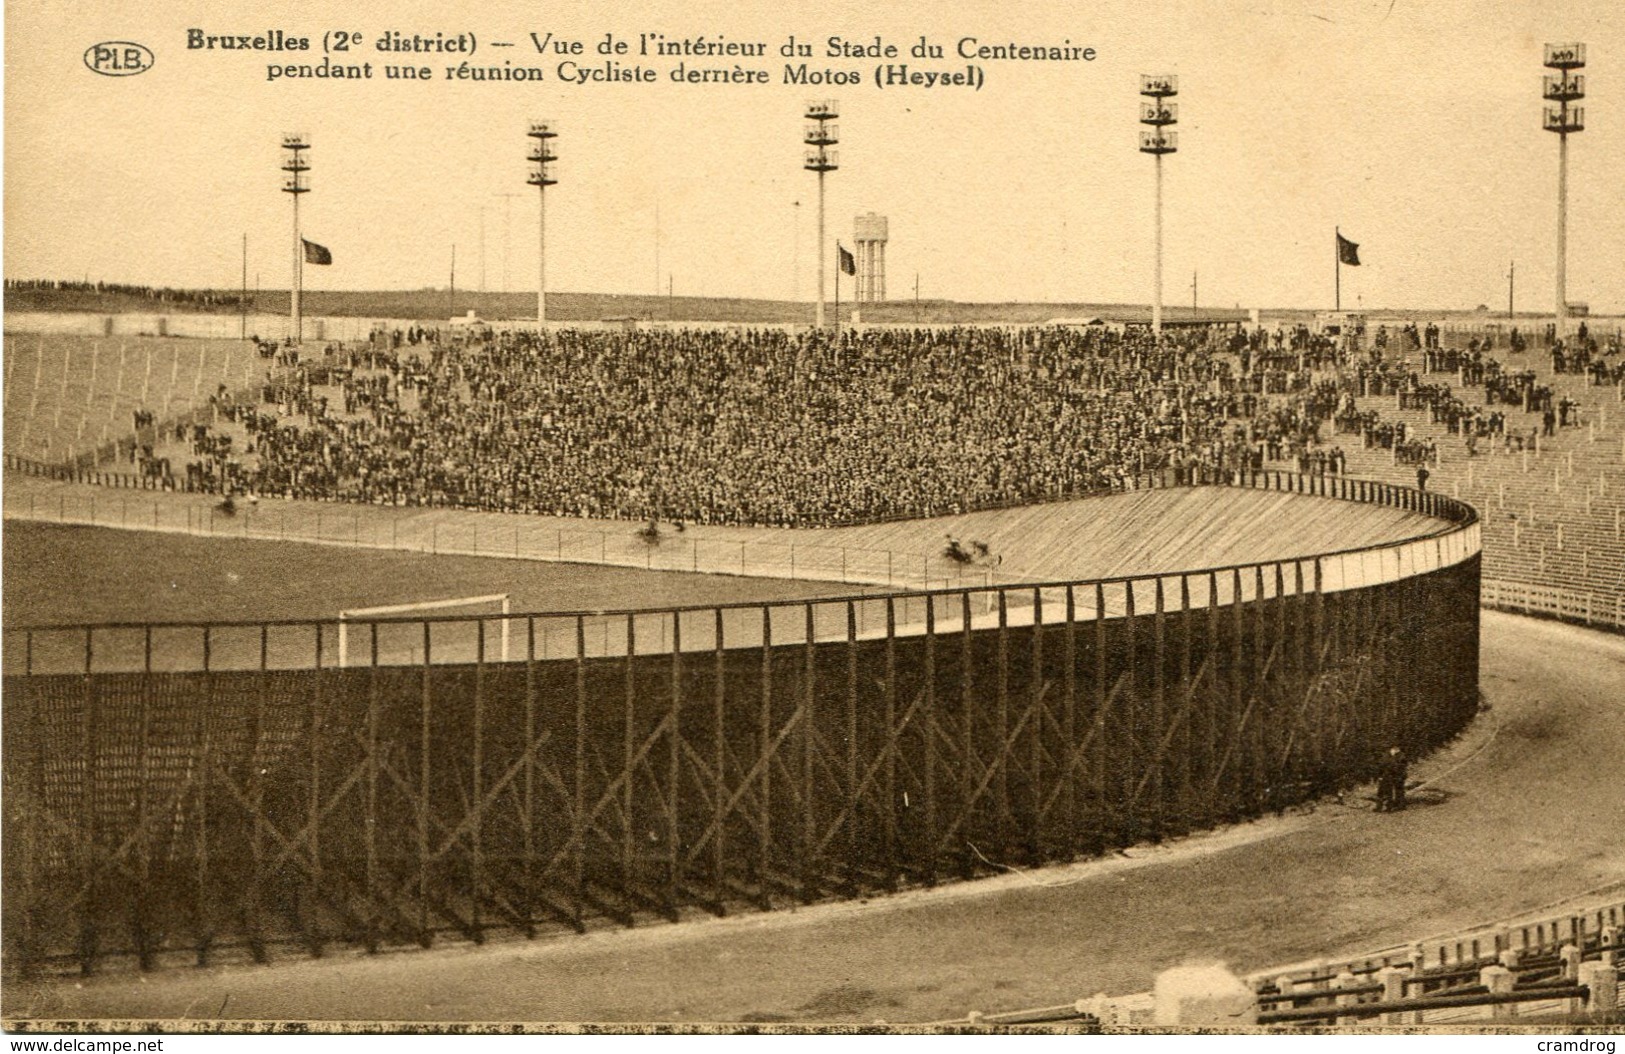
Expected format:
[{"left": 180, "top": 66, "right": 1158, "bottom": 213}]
[
  {"left": 5, "top": 613, "right": 1620, "bottom": 1024},
  {"left": 3, "top": 473, "right": 1619, "bottom": 1023},
  {"left": 2, "top": 470, "right": 1446, "bottom": 591}
]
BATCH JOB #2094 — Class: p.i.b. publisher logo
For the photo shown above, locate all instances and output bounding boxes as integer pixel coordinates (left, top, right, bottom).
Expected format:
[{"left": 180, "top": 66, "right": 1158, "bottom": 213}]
[{"left": 84, "top": 41, "right": 154, "bottom": 76}]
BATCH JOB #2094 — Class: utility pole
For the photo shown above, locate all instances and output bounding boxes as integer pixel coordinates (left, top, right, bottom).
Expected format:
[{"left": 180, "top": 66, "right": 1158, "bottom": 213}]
[{"left": 494, "top": 192, "right": 524, "bottom": 297}]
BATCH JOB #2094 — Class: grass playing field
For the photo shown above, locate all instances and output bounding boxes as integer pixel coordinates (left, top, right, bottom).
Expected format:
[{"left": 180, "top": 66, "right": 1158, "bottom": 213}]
[
  {"left": 4, "top": 521, "right": 866, "bottom": 672},
  {"left": 2, "top": 521, "right": 850, "bottom": 629}
]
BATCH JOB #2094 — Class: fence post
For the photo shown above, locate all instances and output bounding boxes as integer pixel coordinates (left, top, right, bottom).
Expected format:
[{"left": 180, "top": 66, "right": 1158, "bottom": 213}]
[
  {"left": 1578, "top": 962, "right": 1618, "bottom": 1015},
  {"left": 1151, "top": 965, "right": 1258, "bottom": 1027},
  {"left": 1481, "top": 965, "right": 1515, "bottom": 1019},
  {"left": 1332, "top": 971, "right": 1359, "bottom": 1027},
  {"left": 77, "top": 626, "right": 100, "bottom": 974},
  {"left": 1272, "top": 974, "right": 1295, "bottom": 1016},
  {"left": 1560, "top": 942, "right": 1583, "bottom": 981},
  {"left": 1378, "top": 967, "right": 1407, "bottom": 1025}
]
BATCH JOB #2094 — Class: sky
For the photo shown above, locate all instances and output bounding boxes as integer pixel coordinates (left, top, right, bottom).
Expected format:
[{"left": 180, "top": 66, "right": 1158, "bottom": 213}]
[{"left": 5, "top": 0, "right": 1623, "bottom": 313}]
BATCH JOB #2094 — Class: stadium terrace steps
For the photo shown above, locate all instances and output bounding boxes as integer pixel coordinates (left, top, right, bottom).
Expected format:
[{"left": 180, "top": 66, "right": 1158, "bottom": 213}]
[
  {"left": 1286, "top": 338, "right": 1625, "bottom": 624},
  {"left": 0, "top": 335, "right": 268, "bottom": 468}
]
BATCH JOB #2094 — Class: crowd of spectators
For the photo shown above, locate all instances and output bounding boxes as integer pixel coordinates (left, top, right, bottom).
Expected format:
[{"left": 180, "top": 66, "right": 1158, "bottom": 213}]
[
  {"left": 5, "top": 278, "right": 249, "bottom": 310},
  {"left": 125, "top": 324, "right": 1376, "bottom": 526},
  {"left": 91, "top": 313, "right": 1620, "bottom": 526}
]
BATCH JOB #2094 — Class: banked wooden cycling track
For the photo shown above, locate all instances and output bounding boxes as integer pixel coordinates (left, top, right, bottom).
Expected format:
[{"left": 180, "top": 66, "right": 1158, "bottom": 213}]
[{"left": 1, "top": 473, "right": 1621, "bottom": 1025}]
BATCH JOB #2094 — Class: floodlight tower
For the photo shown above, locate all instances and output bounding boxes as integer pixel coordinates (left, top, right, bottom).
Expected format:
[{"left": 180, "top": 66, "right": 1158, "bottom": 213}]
[
  {"left": 1139, "top": 77, "right": 1178, "bottom": 334},
  {"left": 1542, "top": 43, "right": 1585, "bottom": 339},
  {"left": 804, "top": 101, "right": 839, "bottom": 329},
  {"left": 281, "top": 133, "right": 310, "bottom": 342},
  {"left": 527, "top": 120, "right": 558, "bottom": 328}
]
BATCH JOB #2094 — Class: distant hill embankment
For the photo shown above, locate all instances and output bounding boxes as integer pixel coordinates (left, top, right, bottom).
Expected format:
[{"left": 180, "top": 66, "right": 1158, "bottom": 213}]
[{"left": 6, "top": 286, "right": 1253, "bottom": 325}]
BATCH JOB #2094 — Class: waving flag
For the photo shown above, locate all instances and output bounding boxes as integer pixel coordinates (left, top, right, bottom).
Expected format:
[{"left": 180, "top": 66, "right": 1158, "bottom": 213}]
[
  {"left": 302, "top": 239, "right": 333, "bottom": 265},
  {"left": 1336, "top": 233, "right": 1361, "bottom": 267},
  {"left": 838, "top": 244, "right": 856, "bottom": 276}
]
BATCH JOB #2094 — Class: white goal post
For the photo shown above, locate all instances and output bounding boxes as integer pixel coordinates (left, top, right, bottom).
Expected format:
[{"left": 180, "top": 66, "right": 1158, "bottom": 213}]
[{"left": 338, "top": 593, "right": 511, "bottom": 667}]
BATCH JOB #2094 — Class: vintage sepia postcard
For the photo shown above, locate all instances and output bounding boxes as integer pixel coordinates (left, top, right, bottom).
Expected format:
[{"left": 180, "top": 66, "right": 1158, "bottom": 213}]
[{"left": 3, "top": 0, "right": 1623, "bottom": 1041}]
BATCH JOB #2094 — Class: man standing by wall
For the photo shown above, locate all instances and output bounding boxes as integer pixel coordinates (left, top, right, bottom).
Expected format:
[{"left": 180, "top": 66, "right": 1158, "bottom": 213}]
[{"left": 1376, "top": 746, "right": 1409, "bottom": 812}]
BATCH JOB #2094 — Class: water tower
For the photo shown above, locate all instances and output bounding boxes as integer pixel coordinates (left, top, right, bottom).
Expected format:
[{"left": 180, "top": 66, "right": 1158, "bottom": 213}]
[{"left": 854, "top": 213, "right": 888, "bottom": 303}]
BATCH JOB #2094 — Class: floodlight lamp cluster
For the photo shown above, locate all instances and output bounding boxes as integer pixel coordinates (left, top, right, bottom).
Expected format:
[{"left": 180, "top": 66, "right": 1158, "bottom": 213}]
[
  {"left": 1139, "top": 76, "right": 1178, "bottom": 155},
  {"left": 804, "top": 100, "right": 839, "bottom": 172},
  {"left": 1542, "top": 44, "right": 1586, "bottom": 135},
  {"left": 528, "top": 119, "right": 558, "bottom": 187},
  {"left": 281, "top": 132, "right": 309, "bottom": 194}
]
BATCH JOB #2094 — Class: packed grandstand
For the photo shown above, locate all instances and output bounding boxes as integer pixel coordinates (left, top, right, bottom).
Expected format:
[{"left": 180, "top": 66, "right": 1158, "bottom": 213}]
[
  {"left": 9, "top": 313, "right": 1621, "bottom": 627},
  {"left": 113, "top": 320, "right": 1617, "bottom": 529}
]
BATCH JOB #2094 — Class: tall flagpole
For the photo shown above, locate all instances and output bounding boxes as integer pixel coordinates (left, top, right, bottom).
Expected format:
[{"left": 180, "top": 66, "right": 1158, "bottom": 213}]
[
  {"left": 834, "top": 242, "right": 841, "bottom": 332},
  {"left": 1335, "top": 227, "right": 1341, "bottom": 312}
]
